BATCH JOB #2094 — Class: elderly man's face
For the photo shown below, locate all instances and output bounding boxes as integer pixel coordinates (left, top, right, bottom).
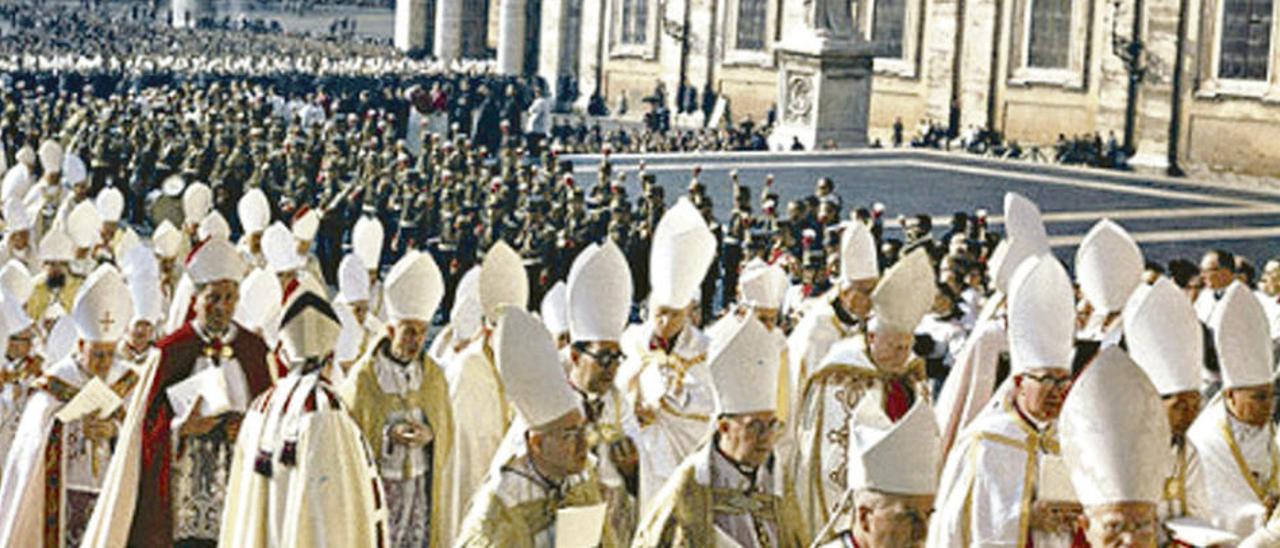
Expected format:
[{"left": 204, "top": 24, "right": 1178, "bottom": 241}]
[
  {"left": 1162, "top": 390, "right": 1201, "bottom": 438},
  {"left": 1014, "top": 368, "right": 1073, "bottom": 422},
  {"left": 527, "top": 409, "right": 589, "bottom": 479},
  {"left": 128, "top": 320, "right": 155, "bottom": 350},
  {"left": 652, "top": 305, "right": 689, "bottom": 341},
  {"left": 1199, "top": 254, "right": 1233, "bottom": 290},
  {"left": 1263, "top": 261, "right": 1280, "bottom": 295},
  {"left": 390, "top": 319, "right": 429, "bottom": 361},
  {"left": 856, "top": 490, "right": 934, "bottom": 548},
  {"left": 716, "top": 411, "right": 781, "bottom": 468},
  {"left": 195, "top": 280, "right": 239, "bottom": 334},
  {"left": 867, "top": 329, "right": 914, "bottom": 373},
  {"left": 569, "top": 340, "right": 623, "bottom": 395},
  {"left": 1226, "top": 384, "right": 1274, "bottom": 426},
  {"left": 1081, "top": 502, "right": 1157, "bottom": 548},
  {"left": 8, "top": 230, "right": 28, "bottom": 251},
  {"left": 7, "top": 326, "right": 35, "bottom": 360},
  {"left": 839, "top": 278, "right": 877, "bottom": 319},
  {"left": 81, "top": 340, "right": 117, "bottom": 375}
]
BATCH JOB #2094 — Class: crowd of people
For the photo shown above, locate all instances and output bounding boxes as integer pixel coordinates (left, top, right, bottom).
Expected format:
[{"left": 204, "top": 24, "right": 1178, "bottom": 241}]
[
  {"left": 901, "top": 117, "right": 1132, "bottom": 169},
  {"left": 0, "top": 4, "right": 1280, "bottom": 548}
]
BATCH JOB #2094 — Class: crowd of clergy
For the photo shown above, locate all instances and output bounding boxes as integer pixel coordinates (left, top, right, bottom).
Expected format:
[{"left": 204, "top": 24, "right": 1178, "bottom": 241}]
[{"left": 0, "top": 132, "right": 1279, "bottom": 547}]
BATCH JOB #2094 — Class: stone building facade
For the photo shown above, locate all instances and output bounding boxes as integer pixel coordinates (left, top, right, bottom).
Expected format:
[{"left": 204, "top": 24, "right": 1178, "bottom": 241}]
[{"left": 534, "top": 0, "right": 1280, "bottom": 176}]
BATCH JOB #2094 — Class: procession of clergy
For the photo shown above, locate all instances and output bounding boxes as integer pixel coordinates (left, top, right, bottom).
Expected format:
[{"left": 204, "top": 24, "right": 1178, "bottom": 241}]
[{"left": 2, "top": 141, "right": 1280, "bottom": 547}]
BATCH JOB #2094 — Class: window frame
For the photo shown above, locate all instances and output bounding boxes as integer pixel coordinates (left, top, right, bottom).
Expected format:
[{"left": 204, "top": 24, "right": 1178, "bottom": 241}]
[
  {"left": 1008, "top": 0, "right": 1092, "bottom": 89},
  {"left": 722, "top": 0, "right": 775, "bottom": 66},
  {"left": 1201, "top": 0, "right": 1279, "bottom": 99},
  {"left": 610, "top": 0, "right": 660, "bottom": 59},
  {"left": 858, "top": 0, "right": 924, "bottom": 78}
]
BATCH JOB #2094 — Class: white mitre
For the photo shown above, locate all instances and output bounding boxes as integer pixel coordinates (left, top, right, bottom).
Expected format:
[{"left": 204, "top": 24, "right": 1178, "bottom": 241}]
[
  {"left": 869, "top": 248, "right": 935, "bottom": 334},
  {"left": 480, "top": 240, "right": 529, "bottom": 322},
  {"left": 384, "top": 251, "right": 444, "bottom": 324},
  {"left": 1210, "top": 282, "right": 1274, "bottom": 389},
  {"left": 649, "top": 198, "right": 716, "bottom": 309},
  {"left": 567, "top": 241, "right": 632, "bottom": 343},
  {"left": 708, "top": 315, "right": 778, "bottom": 415},
  {"left": 72, "top": 265, "right": 132, "bottom": 342},
  {"left": 1075, "top": 219, "right": 1142, "bottom": 313},
  {"left": 494, "top": 307, "right": 581, "bottom": 428},
  {"left": 738, "top": 258, "right": 787, "bottom": 311},
  {"left": 1060, "top": 346, "right": 1170, "bottom": 506},
  {"left": 1007, "top": 255, "right": 1074, "bottom": 374},
  {"left": 840, "top": 221, "right": 878, "bottom": 284},
  {"left": 1123, "top": 278, "right": 1202, "bottom": 395},
  {"left": 846, "top": 395, "right": 941, "bottom": 495}
]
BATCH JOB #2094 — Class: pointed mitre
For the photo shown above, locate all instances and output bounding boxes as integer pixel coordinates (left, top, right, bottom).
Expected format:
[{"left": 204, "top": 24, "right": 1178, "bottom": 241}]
[
  {"left": 278, "top": 288, "right": 342, "bottom": 363},
  {"left": 384, "top": 251, "right": 444, "bottom": 323},
  {"left": 990, "top": 237, "right": 1047, "bottom": 295},
  {"left": 1, "top": 293, "right": 30, "bottom": 333},
  {"left": 649, "top": 198, "right": 716, "bottom": 309},
  {"left": 568, "top": 241, "right": 633, "bottom": 343},
  {"left": 62, "top": 154, "right": 87, "bottom": 187},
  {"left": 182, "top": 182, "right": 212, "bottom": 224},
  {"left": 4, "top": 199, "right": 30, "bottom": 233},
  {"left": 1003, "top": 192, "right": 1050, "bottom": 253},
  {"left": 72, "top": 265, "right": 132, "bottom": 342},
  {"left": 846, "top": 395, "right": 941, "bottom": 495},
  {"left": 337, "top": 254, "right": 371, "bottom": 304},
  {"left": 95, "top": 187, "right": 125, "bottom": 223},
  {"left": 38, "top": 140, "right": 63, "bottom": 174},
  {"left": 121, "top": 244, "right": 159, "bottom": 282},
  {"left": 291, "top": 207, "right": 320, "bottom": 242},
  {"left": 0, "top": 259, "right": 32, "bottom": 305},
  {"left": 187, "top": 238, "right": 247, "bottom": 285},
  {"left": 1122, "top": 278, "right": 1202, "bottom": 395},
  {"left": 870, "top": 248, "right": 936, "bottom": 334},
  {"left": 1075, "top": 219, "right": 1142, "bottom": 313},
  {"left": 39, "top": 230, "right": 74, "bottom": 263},
  {"left": 840, "top": 221, "right": 878, "bottom": 283},
  {"left": 67, "top": 200, "right": 102, "bottom": 249},
  {"left": 352, "top": 216, "right": 384, "bottom": 272},
  {"left": 237, "top": 188, "right": 271, "bottom": 234},
  {"left": 480, "top": 240, "right": 528, "bottom": 320},
  {"left": 262, "top": 222, "right": 303, "bottom": 273},
  {"left": 1007, "top": 255, "right": 1074, "bottom": 374},
  {"left": 451, "top": 266, "right": 483, "bottom": 342},
  {"left": 708, "top": 315, "right": 778, "bottom": 415},
  {"left": 738, "top": 258, "right": 788, "bottom": 311},
  {"left": 128, "top": 272, "right": 164, "bottom": 327},
  {"left": 494, "top": 307, "right": 580, "bottom": 428},
  {"left": 540, "top": 281, "right": 569, "bottom": 337},
  {"left": 198, "top": 211, "right": 231, "bottom": 242},
  {"left": 1210, "top": 282, "right": 1274, "bottom": 389},
  {"left": 153, "top": 220, "right": 183, "bottom": 259},
  {"left": 233, "top": 268, "right": 282, "bottom": 333},
  {"left": 1060, "top": 347, "right": 1170, "bottom": 506}
]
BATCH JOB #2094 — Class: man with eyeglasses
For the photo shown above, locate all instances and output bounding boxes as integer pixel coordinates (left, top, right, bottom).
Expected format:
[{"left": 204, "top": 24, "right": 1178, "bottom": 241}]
[
  {"left": 793, "top": 249, "right": 936, "bottom": 539},
  {"left": 634, "top": 316, "right": 805, "bottom": 546},
  {"left": 1194, "top": 249, "right": 1236, "bottom": 324},
  {"left": 1060, "top": 348, "right": 1167, "bottom": 548},
  {"left": 930, "top": 256, "right": 1083, "bottom": 547},
  {"left": 457, "top": 308, "right": 617, "bottom": 546},
  {"left": 1123, "top": 279, "right": 1217, "bottom": 544},
  {"left": 1188, "top": 282, "right": 1280, "bottom": 540},
  {"left": 812, "top": 394, "right": 941, "bottom": 548}
]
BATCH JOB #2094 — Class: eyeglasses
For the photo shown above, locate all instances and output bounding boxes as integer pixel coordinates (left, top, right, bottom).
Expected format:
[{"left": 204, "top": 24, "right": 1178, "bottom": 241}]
[
  {"left": 1023, "top": 373, "right": 1073, "bottom": 389},
  {"left": 576, "top": 346, "right": 624, "bottom": 370},
  {"left": 732, "top": 417, "right": 784, "bottom": 438}
]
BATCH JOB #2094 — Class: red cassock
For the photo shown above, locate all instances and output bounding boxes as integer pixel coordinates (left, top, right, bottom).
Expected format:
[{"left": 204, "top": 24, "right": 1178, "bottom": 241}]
[{"left": 126, "top": 322, "right": 271, "bottom": 547}]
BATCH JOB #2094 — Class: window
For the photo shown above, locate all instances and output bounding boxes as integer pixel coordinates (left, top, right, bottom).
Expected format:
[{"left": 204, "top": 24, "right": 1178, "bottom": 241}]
[
  {"left": 871, "top": 0, "right": 906, "bottom": 59},
  {"left": 620, "top": 0, "right": 648, "bottom": 46},
  {"left": 1027, "top": 0, "right": 1071, "bottom": 69},
  {"left": 1220, "top": 0, "right": 1273, "bottom": 80},
  {"left": 735, "top": 0, "right": 768, "bottom": 51}
]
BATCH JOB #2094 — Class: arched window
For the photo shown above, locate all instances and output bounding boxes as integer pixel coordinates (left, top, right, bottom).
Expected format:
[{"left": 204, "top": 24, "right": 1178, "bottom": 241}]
[
  {"left": 1027, "top": 0, "right": 1071, "bottom": 69},
  {"left": 1220, "top": 0, "right": 1273, "bottom": 80}
]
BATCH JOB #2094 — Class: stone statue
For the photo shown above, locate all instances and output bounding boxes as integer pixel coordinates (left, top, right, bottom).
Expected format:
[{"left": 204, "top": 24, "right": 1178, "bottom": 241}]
[{"left": 809, "top": 0, "right": 855, "bottom": 38}]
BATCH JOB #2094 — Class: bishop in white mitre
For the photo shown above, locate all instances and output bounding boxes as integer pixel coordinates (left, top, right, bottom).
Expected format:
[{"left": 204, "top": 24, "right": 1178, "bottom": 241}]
[
  {"left": 1188, "top": 282, "right": 1280, "bottom": 539},
  {"left": 0, "top": 268, "right": 41, "bottom": 485},
  {"left": 0, "top": 265, "right": 145, "bottom": 547},
  {"left": 333, "top": 253, "right": 384, "bottom": 383},
  {"left": 614, "top": 197, "right": 717, "bottom": 514},
  {"left": 812, "top": 394, "right": 941, "bottom": 547},
  {"left": 929, "top": 255, "right": 1081, "bottom": 547},
  {"left": 220, "top": 284, "right": 388, "bottom": 547},
  {"left": 1073, "top": 219, "right": 1142, "bottom": 353},
  {"left": 1123, "top": 278, "right": 1215, "bottom": 542},
  {"left": 235, "top": 188, "right": 271, "bottom": 270},
  {"left": 791, "top": 248, "right": 936, "bottom": 538}
]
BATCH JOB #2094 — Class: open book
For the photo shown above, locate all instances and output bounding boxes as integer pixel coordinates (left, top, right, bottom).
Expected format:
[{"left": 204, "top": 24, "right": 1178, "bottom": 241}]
[
  {"left": 54, "top": 377, "right": 124, "bottom": 423},
  {"left": 166, "top": 366, "right": 234, "bottom": 418},
  {"left": 554, "top": 503, "right": 607, "bottom": 548}
]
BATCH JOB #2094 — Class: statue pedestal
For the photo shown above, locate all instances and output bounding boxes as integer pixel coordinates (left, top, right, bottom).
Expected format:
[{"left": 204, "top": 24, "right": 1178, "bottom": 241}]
[{"left": 768, "top": 37, "right": 876, "bottom": 151}]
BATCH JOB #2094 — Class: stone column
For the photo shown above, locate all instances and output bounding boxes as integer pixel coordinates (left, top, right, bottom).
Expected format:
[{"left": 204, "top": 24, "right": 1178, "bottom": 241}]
[
  {"left": 395, "top": 0, "right": 431, "bottom": 52},
  {"left": 434, "top": 0, "right": 463, "bottom": 61},
  {"left": 1132, "top": 0, "right": 1181, "bottom": 171},
  {"left": 497, "top": 0, "right": 528, "bottom": 74},
  {"left": 573, "top": 0, "right": 606, "bottom": 111}
]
